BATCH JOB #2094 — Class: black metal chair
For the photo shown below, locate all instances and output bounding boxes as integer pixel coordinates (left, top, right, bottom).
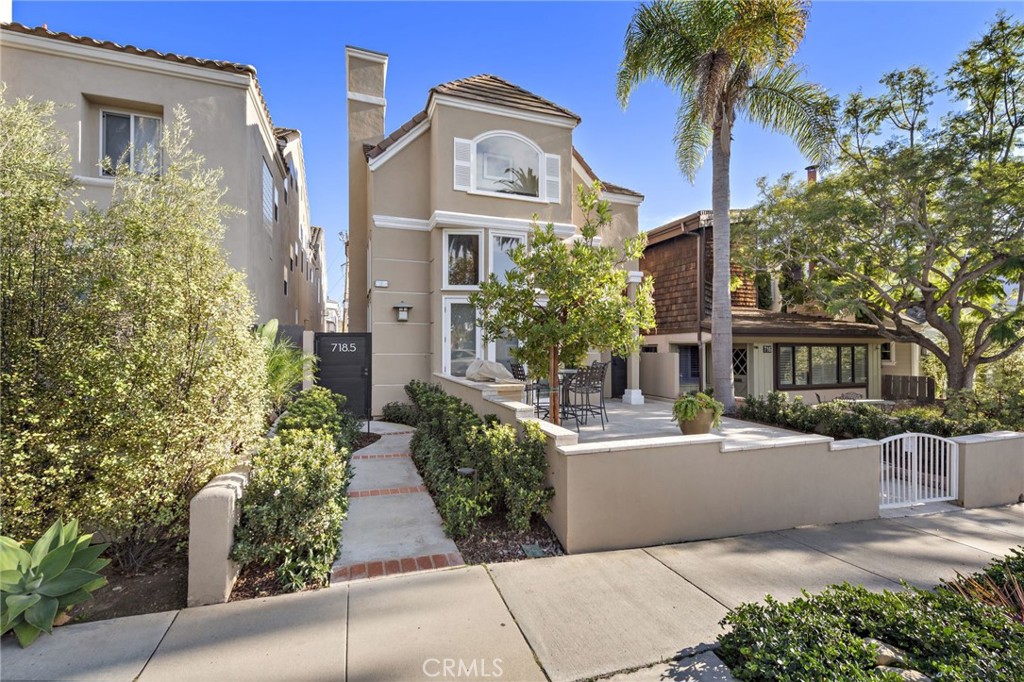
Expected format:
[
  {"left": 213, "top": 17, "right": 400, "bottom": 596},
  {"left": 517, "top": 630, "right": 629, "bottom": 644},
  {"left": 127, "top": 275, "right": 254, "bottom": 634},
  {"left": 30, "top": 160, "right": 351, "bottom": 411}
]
[
  {"left": 509, "top": 362, "right": 534, "bottom": 405},
  {"left": 568, "top": 365, "right": 605, "bottom": 430},
  {"left": 590, "top": 360, "right": 611, "bottom": 423}
]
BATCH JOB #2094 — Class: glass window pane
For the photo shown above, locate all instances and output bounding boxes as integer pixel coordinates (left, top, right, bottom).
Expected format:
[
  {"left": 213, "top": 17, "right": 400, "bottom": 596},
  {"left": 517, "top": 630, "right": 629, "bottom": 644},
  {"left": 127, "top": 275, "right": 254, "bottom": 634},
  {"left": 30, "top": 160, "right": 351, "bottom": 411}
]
[
  {"left": 262, "top": 161, "right": 274, "bottom": 225},
  {"left": 476, "top": 136, "right": 539, "bottom": 196},
  {"left": 812, "top": 346, "right": 838, "bottom": 385},
  {"left": 447, "top": 234, "right": 480, "bottom": 286},
  {"left": 494, "top": 334, "right": 519, "bottom": 370},
  {"left": 794, "top": 346, "right": 810, "bottom": 386},
  {"left": 132, "top": 116, "right": 161, "bottom": 173},
  {"left": 778, "top": 346, "right": 793, "bottom": 385},
  {"left": 491, "top": 234, "right": 522, "bottom": 284},
  {"left": 840, "top": 346, "right": 854, "bottom": 384},
  {"left": 102, "top": 113, "right": 130, "bottom": 174},
  {"left": 854, "top": 346, "right": 868, "bottom": 383},
  {"left": 449, "top": 303, "right": 479, "bottom": 377}
]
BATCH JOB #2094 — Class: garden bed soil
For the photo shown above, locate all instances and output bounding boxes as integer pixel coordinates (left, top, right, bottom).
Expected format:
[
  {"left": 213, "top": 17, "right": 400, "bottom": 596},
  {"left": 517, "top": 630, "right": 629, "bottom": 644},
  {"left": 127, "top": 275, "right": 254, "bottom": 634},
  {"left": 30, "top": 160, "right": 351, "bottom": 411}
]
[
  {"left": 229, "top": 563, "right": 288, "bottom": 601},
  {"left": 455, "top": 516, "right": 564, "bottom": 565},
  {"left": 353, "top": 430, "right": 382, "bottom": 451},
  {"left": 69, "top": 553, "right": 187, "bottom": 623}
]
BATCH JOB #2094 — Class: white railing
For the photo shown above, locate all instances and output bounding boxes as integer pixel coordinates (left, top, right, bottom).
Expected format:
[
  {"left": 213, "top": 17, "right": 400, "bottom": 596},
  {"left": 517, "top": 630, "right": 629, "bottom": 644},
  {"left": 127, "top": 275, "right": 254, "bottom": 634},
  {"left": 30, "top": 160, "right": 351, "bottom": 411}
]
[{"left": 879, "top": 433, "right": 959, "bottom": 508}]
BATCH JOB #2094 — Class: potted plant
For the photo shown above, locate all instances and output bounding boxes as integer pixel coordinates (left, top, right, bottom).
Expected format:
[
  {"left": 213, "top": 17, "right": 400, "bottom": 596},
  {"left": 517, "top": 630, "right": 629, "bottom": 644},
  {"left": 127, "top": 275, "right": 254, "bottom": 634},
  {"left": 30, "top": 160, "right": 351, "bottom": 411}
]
[{"left": 672, "top": 392, "right": 724, "bottom": 435}]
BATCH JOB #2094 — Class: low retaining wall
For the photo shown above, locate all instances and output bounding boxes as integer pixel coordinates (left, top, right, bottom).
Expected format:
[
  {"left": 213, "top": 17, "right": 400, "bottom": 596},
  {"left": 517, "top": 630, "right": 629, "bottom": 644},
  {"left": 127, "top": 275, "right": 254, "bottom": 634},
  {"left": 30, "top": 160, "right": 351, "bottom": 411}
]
[
  {"left": 955, "top": 431, "right": 1024, "bottom": 508},
  {"left": 187, "top": 465, "right": 250, "bottom": 606},
  {"left": 425, "top": 376, "right": 1024, "bottom": 555}
]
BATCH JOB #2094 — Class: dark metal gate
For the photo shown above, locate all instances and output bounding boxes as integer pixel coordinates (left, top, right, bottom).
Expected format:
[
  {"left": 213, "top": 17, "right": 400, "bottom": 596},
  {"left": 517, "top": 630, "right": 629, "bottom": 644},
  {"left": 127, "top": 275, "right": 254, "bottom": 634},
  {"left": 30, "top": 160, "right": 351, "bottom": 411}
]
[
  {"left": 314, "top": 333, "right": 372, "bottom": 419},
  {"left": 611, "top": 356, "right": 627, "bottom": 398}
]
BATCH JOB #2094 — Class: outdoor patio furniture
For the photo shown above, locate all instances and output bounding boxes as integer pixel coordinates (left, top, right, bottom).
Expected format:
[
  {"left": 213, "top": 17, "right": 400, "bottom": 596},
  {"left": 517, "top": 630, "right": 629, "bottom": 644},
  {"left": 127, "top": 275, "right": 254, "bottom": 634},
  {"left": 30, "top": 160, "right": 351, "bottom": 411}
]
[
  {"left": 590, "top": 360, "right": 611, "bottom": 423},
  {"left": 510, "top": 362, "right": 535, "bottom": 405},
  {"left": 568, "top": 365, "right": 606, "bottom": 430}
]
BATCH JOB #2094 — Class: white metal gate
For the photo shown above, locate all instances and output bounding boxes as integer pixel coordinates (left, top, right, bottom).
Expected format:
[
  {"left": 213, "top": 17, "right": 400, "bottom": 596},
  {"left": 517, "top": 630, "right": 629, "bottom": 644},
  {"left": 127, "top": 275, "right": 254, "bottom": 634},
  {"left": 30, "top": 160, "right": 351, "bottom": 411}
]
[{"left": 879, "top": 433, "right": 959, "bottom": 508}]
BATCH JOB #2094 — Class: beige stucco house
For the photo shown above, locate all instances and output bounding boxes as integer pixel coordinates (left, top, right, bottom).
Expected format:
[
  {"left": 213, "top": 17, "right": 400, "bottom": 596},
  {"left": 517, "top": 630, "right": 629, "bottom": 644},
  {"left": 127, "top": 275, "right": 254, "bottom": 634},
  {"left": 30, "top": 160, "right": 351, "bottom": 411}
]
[
  {"left": 640, "top": 209, "right": 923, "bottom": 402},
  {"left": 1, "top": 22, "right": 327, "bottom": 330},
  {"left": 346, "top": 47, "right": 646, "bottom": 413}
]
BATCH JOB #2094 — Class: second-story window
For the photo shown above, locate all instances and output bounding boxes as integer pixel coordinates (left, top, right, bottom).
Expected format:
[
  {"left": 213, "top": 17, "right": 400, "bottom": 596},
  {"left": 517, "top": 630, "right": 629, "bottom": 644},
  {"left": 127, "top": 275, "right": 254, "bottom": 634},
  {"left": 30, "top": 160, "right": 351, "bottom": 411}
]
[
  {"left": 453, "top": 132, "right": 560, "bottom": 203},
  {"left": 445, "top": 231, "right": 482, "bottom": 288},
  {"left": 262, "top": 160, "right": 274, "bottom": 230},
  {"left": 101, "top": 111, "right": 161, "bottom": 175}
]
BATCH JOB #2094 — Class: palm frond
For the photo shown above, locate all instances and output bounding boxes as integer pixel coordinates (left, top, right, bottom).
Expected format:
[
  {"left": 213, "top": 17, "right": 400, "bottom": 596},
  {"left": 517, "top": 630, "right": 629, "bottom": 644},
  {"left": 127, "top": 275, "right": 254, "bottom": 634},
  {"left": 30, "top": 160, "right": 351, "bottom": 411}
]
[
  {"left": 726, "top": 0, "right": 809, "bottom": 69},
  {"left": 674, "top": 95, "right": 714, "bottom": 181},
  {"left": 741, "top": 63, "right": 834, "bottom": 164}
]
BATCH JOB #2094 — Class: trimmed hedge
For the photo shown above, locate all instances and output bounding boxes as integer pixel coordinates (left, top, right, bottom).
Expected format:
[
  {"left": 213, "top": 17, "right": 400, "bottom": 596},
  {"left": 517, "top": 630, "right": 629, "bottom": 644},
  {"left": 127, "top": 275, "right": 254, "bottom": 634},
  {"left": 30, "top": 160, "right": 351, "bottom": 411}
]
[
  {"left": 404, "top": 380, "right": 552, "bottom": 538},
  {"left": 718, "top": 548, "right": 1024, "bottom": 682},
  {"left": 738, "top": 392, "right": 1001, "bottom": 440},
  {"left": 231, "top": 388, "right": 356, "bottom": 591}
]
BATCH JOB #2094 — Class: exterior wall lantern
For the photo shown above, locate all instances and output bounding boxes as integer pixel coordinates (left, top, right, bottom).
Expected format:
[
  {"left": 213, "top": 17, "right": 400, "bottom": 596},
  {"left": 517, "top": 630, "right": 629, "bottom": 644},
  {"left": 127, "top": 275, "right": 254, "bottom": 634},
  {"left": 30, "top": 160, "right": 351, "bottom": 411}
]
[{"left": 393, "top": 301, "right": 413, "bottom": 322}]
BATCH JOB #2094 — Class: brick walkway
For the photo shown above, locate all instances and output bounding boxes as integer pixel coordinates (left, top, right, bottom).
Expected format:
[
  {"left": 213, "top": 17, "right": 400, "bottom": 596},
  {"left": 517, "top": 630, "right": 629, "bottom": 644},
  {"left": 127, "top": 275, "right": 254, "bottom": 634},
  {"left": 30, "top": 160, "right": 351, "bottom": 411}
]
[{"left": 331, "top": 421, "right": 463, "bottom": 583}]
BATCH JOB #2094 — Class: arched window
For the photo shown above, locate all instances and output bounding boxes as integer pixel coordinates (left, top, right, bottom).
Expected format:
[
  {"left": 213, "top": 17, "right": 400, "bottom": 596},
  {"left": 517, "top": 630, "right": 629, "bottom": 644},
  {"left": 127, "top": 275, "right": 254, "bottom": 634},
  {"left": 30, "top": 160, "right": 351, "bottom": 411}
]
[{"left": 453, "top": 131, "right": 560, "bottom": 203}]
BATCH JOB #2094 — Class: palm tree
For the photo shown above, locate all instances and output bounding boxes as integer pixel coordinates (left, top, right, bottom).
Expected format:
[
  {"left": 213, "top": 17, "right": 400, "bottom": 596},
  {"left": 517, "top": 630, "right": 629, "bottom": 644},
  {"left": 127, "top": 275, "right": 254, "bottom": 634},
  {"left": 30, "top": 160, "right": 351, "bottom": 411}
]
[{"left": 617, "top": 0, "right": 831, "bottom": 410}]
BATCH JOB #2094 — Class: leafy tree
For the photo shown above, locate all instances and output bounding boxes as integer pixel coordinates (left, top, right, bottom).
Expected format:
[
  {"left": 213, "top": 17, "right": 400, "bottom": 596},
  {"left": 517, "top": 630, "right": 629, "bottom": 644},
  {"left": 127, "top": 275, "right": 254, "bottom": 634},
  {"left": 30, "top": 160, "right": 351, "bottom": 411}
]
[
  {"left": 740, "top": 13, "right": 1024, "bottom": 392},
  {"left": 469, "top": 183, "right": 655, "bottom": 425},
  {"left": 1, "top": 97, "right": 268, "bottom": 568},
  {"left": 617, "top": 0, "right": 831, "bottom": 410}
]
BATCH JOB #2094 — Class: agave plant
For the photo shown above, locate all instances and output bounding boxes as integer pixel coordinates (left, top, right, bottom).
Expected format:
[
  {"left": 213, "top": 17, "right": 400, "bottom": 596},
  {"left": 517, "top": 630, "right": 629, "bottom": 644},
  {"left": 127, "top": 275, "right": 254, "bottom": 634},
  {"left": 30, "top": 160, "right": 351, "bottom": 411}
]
[{"left": 1, "top": 519, "right": 109, "bottom": 647}]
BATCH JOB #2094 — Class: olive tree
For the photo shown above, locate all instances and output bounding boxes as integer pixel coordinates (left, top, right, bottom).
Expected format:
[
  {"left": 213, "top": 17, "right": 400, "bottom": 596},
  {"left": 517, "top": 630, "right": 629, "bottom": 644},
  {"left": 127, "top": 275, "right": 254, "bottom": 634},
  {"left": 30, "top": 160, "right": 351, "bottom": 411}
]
[{"left": 469, "top": 183, "right": 655, "bottom": 425}]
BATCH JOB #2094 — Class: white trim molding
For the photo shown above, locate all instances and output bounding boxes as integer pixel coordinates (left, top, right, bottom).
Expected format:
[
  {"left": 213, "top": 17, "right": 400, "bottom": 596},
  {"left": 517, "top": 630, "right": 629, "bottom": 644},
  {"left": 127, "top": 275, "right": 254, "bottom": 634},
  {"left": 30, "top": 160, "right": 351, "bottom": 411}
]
[
  {"left": 372, "top": 215, "right": 430, "bottom": 231},
  {"left": 73, "top": 175, "right": 115, "bottom": 189},
  {"left": 345, "top": 46, "right": 389, "bottom": 65},
  {"left": 430, "top": 210, "right": 576, "bottom": 238},
  {"left": 428, "top": 94, "right": 577, "bottom": 130},
  {"left": 602, "top": 191, "right": 643, "bottom": 206},
  {"left": 347, "top": 91, "right": 386, "bottom": 107},
  {"left": 626, "top": 270, "right": 644, "bottom": 284},
  {"left": 367, "top": 119, "right": 430, "bottom": 171}
]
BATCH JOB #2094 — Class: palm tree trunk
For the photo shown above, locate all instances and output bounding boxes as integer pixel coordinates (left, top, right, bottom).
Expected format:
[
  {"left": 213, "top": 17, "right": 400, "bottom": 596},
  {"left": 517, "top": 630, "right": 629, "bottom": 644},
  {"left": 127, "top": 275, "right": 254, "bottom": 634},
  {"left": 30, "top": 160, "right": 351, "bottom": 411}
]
[{"left": 711, "top": 121, "right": 735, "bottom": 411}]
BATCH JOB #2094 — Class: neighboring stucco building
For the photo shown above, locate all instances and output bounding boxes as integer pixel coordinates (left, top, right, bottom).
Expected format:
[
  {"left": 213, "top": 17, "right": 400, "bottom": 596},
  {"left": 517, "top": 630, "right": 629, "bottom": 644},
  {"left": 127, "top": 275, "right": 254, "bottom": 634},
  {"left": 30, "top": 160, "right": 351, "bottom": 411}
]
[
  {"left": 1, "top": 23, "right": 327, "bottom": 330},
  {"left": 641, "top": 210, "right": 922, "bottom": 402},
  {"left": 346, "top": 47, "right": 645, "bottom": 413}
]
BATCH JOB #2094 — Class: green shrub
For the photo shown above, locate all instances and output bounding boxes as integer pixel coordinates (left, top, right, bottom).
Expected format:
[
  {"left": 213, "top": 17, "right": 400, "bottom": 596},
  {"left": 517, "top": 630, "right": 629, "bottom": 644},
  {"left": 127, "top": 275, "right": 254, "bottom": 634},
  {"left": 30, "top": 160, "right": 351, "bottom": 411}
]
[
  {"left": 405, "top": 382, "right": 552, "bottom": 539},
  {"left": 381, "top": 401, "right": 421, "bottom": 426},
  {"left": 0, "top": 519, "right": 110, "bottom": 648},
  {"left": 231, "top": 430, "right": 349, "bottom": 591},
  {"left": 0, "top": 100, "right": 267, "bottom": 570},
  {"left": 719, "top": 582, "right": 1024, "bottom": 682},
  {"left": 256, "top": 319, "right": 317, "bottom": 416},
  {"left": 671, "top": 392, "right": 724, "bottom": 427},
  {"left": 276, "top": 387, "right": 359, "bottom": 452}
]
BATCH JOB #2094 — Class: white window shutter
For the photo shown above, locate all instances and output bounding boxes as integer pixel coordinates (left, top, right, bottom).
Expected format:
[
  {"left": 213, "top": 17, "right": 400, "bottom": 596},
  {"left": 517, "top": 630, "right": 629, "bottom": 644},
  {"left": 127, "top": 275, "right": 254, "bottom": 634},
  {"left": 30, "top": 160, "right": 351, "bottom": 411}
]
[
  {"left": 545, "top": 153, "right": 561, "bottom": 203},
  {"left": 453, "top": 138, "right": 472, "bottom": 191}
]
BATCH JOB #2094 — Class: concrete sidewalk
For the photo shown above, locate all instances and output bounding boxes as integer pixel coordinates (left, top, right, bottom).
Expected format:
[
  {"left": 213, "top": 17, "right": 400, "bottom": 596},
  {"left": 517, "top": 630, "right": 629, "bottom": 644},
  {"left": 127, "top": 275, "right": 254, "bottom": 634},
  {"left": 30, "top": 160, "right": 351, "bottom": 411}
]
[{"left": 3, "top": 504, "right": 1021, "bottom": 682}]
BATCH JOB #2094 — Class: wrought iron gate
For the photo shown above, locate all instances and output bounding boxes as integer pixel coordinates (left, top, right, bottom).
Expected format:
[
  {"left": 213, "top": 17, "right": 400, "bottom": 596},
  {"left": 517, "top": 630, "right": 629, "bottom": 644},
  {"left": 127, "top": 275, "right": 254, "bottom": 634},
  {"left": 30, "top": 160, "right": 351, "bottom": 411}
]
[{"left": 879, "top": 433, "right": 958, "bottom": 508}]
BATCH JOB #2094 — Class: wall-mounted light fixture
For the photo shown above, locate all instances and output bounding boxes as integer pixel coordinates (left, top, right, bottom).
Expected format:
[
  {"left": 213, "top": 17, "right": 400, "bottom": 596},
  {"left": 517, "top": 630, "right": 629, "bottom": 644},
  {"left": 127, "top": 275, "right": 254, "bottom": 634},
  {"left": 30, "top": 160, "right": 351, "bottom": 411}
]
[{"left": 393, "top": 301, "right": 413, "bottom": 322}]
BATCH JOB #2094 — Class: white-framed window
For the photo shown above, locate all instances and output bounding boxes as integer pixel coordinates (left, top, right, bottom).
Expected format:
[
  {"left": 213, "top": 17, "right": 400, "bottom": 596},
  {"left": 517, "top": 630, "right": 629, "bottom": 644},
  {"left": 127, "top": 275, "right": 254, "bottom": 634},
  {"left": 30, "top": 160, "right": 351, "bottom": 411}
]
[
  {"left": 488, "top": 334, "right": 520, "bottom": 371},
  {"left": 442, "top": 297, "right": 483, "bottom": 377},
  {"left": 880, "top": 342, "right": 895, "bottom": 365},
  {"left": 453, "top": 131, "right": 560, "bottom": 203},
  {"left": 100, "top": 110, "right": 162, "bottom": 175},
  {"left": 444, "top": 230, "right": 484, "bottom": 289},
  {"left": 262, "top": 160, "right": 274, "bottom": 230},
  {"left": 489, "top": 232, "right": 525, "bottom": 285}
]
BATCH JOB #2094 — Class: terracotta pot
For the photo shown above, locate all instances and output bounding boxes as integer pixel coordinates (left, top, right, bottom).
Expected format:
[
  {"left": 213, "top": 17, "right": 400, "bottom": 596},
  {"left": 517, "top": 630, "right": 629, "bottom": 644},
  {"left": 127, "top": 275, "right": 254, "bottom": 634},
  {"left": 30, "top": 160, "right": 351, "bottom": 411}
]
[{"left": 679, "top": 408, "right": 715, "bottom": 435}]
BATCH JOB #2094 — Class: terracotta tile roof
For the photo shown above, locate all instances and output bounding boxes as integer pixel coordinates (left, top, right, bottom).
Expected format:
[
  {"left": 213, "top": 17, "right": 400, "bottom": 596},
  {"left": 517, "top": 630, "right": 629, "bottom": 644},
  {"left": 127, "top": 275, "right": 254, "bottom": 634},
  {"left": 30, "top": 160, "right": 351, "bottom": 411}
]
[
  {"left": 2, "top": 22, "right": 279, "bottom": 133},
  {"left": 432, "top": 74, "right": 580, "bottom": 122},
  {"left": 721, "top": 309, "right": 886, "bottom": 339},
  {"left": 364, "top": 110, "right": 428, "bottom": 160},
  {"left": 571, "top": 148, "right": 643, "bottom": 199}
]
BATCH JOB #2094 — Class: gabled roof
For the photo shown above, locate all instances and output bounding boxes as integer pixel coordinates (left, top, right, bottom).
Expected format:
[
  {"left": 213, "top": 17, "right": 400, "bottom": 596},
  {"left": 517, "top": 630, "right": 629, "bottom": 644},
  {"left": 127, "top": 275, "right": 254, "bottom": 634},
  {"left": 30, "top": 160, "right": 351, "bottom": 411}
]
[
  {"left": 2, "top": 22, "right": 278, "bottom": 132},
  {"left": 432, "top": 74, "right": 580, "bottom": 122},
  {"left": 571, "top": 148, "right": 643, "bottom": 198},
  {"left": 364, "top": 110, "right": 428, "bottom": 160}
]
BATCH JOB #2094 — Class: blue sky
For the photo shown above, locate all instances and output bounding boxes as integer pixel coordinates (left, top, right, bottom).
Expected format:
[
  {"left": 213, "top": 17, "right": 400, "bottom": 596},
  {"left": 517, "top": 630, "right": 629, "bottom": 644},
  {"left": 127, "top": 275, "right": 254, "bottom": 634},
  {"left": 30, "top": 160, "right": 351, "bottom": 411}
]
[{"left": 11, "top": 1, "right": 1017, "bottom": 300}]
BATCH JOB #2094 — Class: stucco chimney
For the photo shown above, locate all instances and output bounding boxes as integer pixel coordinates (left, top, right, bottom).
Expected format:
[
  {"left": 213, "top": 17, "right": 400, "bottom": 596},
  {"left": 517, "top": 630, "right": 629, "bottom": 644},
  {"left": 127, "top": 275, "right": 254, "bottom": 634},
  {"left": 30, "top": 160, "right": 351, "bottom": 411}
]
[
  {"left": 805, "top": 165, "right": 818, "bottom": 184},
  {"left": 345, "top": 46, "right": 387, "bottom": 333}
]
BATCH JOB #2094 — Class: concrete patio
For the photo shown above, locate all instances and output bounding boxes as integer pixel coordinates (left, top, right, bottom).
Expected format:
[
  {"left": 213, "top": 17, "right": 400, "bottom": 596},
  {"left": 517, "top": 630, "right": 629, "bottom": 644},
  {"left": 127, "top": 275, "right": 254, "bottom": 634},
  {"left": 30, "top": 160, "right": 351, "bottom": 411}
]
[{"left": 571, "top": 398, "right": 805, "bottom": 445}]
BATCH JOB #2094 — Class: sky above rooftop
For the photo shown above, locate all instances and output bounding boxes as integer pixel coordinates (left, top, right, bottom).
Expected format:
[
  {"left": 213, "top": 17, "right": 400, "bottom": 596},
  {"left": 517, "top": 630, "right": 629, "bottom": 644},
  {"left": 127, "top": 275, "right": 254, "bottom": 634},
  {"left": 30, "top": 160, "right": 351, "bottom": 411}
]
[{"left": 10, "top": 1, "right": 1018, "bottom": 302}]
